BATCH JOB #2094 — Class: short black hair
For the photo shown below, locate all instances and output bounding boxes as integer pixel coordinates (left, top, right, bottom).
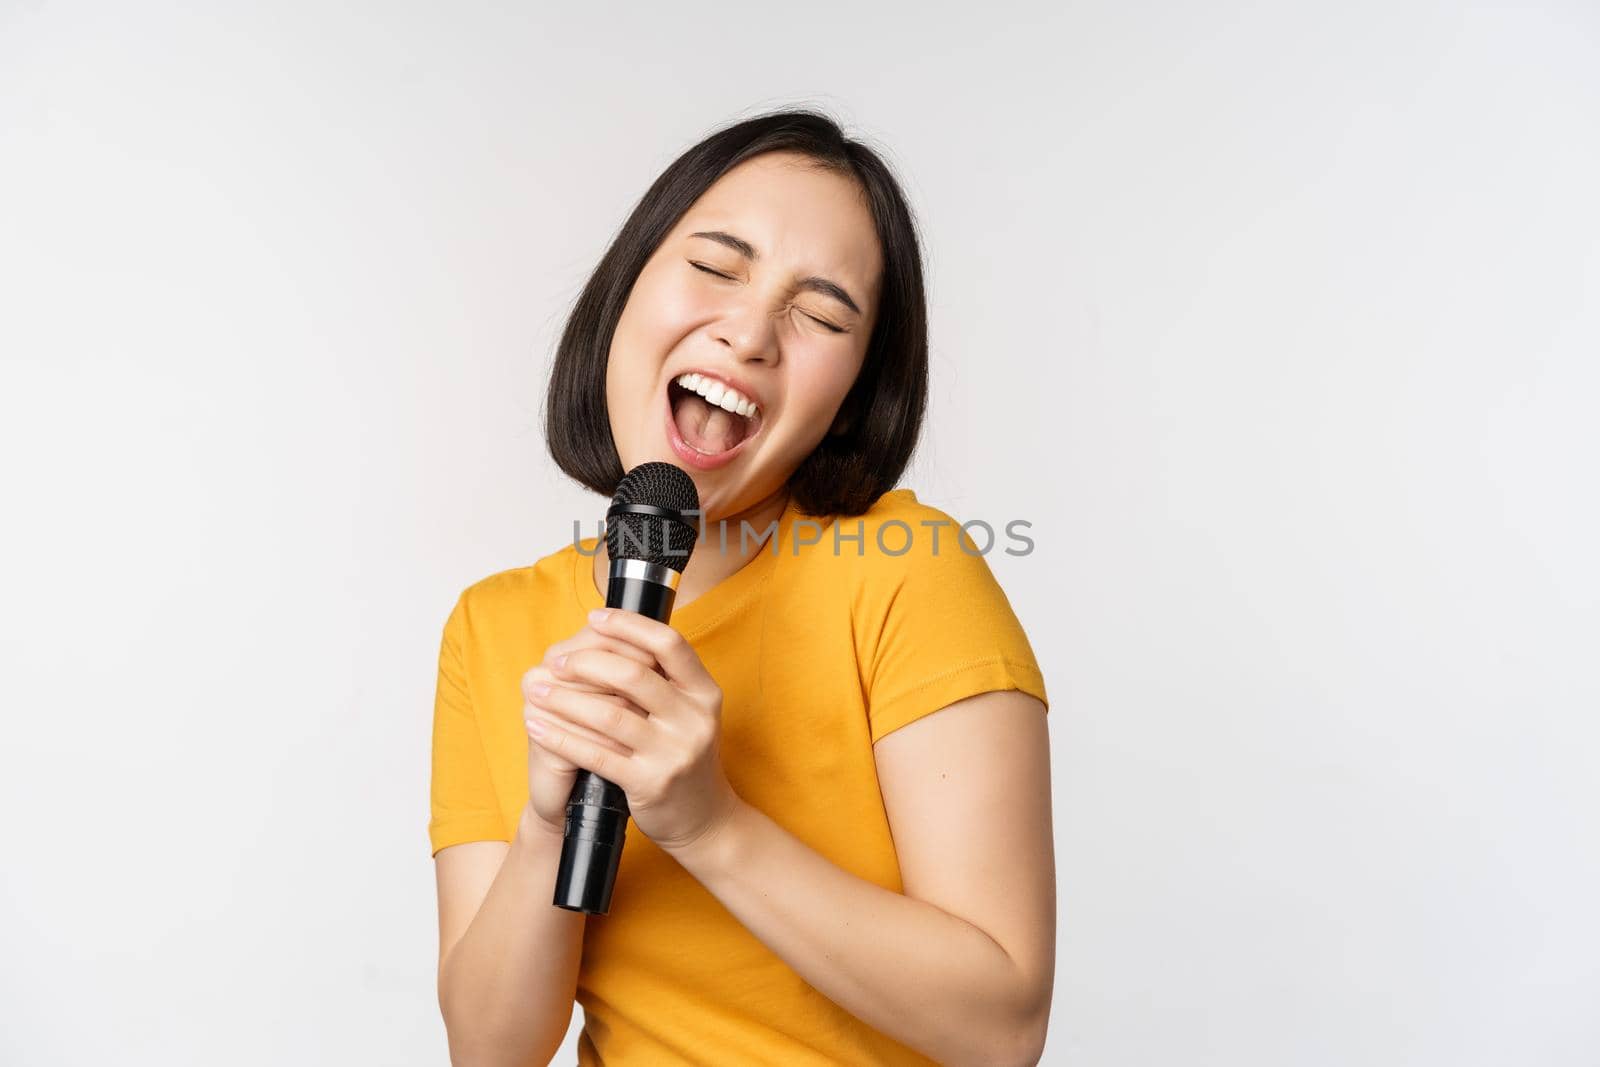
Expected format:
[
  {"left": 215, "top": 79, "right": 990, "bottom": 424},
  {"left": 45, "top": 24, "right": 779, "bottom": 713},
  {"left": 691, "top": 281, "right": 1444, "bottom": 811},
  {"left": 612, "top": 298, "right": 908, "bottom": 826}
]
[{"left": 542, "top": 107, "right": 928, "bottom": 520}]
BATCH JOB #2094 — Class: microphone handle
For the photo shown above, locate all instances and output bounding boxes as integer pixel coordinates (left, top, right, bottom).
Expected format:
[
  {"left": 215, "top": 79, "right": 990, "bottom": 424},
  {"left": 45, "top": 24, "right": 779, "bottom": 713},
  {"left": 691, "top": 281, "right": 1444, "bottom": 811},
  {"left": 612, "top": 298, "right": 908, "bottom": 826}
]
[{"left": 551, "top": 572, "right": 677, "bottom": 914}]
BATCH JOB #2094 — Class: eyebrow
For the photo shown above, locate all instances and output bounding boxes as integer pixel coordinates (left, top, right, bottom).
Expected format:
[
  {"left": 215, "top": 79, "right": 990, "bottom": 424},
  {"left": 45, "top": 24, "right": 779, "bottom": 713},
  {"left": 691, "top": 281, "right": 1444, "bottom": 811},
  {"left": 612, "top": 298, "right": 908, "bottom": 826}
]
[{"left": 688, "top": 230, "right": 863, "bottom": 316}]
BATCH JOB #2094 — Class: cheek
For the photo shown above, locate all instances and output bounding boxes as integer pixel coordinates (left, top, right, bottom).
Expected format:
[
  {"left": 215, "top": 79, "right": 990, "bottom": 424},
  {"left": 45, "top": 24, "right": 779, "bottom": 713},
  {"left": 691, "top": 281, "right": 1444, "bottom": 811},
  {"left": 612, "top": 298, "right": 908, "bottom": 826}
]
[
  {"left": 782, "top": 355, "right": 865, "bottom": 437},
  {"left": 606, "top": 273, "right": 696, "bottom": 405},
  {"left": 618, "top": 268, "right": 707, "bottom": 348}
]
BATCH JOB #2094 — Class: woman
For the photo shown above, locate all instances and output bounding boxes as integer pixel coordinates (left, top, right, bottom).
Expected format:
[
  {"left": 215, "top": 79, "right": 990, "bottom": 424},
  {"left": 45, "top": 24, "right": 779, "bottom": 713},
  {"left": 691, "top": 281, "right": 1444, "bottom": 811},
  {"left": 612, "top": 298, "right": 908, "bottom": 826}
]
[{"left": 430, "top": 109, "right": 1054, "bottom": 1066}]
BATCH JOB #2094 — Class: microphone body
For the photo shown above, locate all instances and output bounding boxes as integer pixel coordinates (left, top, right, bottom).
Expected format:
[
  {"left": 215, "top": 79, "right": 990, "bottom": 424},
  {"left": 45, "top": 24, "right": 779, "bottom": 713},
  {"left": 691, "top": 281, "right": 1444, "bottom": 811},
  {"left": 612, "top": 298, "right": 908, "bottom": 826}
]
[
  {"left": 551, "top": 560, "right": 679, "bottom": 914},
  {"left": 553, "top": 464, "right": 699, "bottom": 915}
]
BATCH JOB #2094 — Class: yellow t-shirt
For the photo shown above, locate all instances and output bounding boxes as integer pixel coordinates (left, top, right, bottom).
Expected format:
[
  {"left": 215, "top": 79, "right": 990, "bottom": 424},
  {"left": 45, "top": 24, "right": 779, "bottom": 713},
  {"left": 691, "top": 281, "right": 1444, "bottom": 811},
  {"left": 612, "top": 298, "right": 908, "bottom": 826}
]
[{"left": 429, "top": 487, "right": 1049, "bottom": 1065}]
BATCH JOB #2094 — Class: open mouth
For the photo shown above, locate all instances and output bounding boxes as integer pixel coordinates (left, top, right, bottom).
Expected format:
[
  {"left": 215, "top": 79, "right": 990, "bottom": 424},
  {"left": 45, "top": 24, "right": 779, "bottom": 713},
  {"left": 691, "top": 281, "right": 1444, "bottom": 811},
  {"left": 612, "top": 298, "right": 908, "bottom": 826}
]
[{"left": 665, "top": 373, "right": 763, "bottom": 467}]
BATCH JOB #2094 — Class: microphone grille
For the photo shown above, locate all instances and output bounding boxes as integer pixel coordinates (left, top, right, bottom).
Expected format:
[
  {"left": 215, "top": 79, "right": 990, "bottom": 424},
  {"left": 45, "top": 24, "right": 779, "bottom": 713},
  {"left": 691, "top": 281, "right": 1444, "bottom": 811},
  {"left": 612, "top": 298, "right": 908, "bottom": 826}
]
[{"left": 606, "top": 462, "right": 701, "bottom": 571}]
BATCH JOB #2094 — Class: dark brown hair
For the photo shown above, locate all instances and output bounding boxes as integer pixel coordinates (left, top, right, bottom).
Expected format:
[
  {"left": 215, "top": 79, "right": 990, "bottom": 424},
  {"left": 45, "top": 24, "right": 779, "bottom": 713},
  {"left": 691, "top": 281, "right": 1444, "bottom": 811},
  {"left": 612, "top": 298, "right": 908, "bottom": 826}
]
[{"left": 542, "top": 107, "right": 928, "bottom": 520}]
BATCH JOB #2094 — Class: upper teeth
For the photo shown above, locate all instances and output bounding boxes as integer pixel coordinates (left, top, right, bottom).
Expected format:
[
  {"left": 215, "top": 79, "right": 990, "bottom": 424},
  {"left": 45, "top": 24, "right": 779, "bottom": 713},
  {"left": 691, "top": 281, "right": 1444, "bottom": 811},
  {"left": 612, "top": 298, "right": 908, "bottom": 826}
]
[{"left": 675, "top": 373, "right": 759, "bottom": 419}]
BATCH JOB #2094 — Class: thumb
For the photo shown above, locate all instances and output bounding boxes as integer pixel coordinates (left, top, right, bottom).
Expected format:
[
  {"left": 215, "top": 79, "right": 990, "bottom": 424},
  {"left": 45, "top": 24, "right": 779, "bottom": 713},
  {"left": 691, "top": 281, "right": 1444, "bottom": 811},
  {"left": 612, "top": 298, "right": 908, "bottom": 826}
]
[{"left": 531, "top": 735, "right": 580, "bottom": 775}]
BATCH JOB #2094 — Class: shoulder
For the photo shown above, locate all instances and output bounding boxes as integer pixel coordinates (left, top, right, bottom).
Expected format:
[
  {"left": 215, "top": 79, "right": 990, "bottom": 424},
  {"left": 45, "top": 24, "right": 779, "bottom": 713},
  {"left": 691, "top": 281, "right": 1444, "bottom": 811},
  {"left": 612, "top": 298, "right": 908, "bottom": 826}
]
[
  {"left": 445, "top": 540, "right": 585, "bottom": 634},
  {"left": 848, "top": 487, "right": 958, "bottom": 535},
  {"left": 817, "top": 487, "right": 999, "bottom": 586},
  {"left": 832, "top": 491, "right": 1049, "bottom": 737}
]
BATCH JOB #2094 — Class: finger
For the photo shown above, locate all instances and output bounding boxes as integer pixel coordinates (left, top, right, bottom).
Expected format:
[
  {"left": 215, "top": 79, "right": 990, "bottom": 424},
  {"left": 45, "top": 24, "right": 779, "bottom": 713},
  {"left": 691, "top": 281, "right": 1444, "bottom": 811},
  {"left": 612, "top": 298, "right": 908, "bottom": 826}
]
[
  {"left": 555, "top": 648, "right": 678, "bottom": 720},
  {"left": 525, "top": 646, "right": 642, "bottom": 700},
  {"left": 528, "top": 730, "right": 578, "bottom": 773},
  {"left": 547, "top": 629, "right": 656, "bottom": 669},
  {"left": 527, "top": 712, "right": 636, "bottom": 791},
  {"left": 586, "top": 609, "right": 712, "bottom": 690},
  {"left": 532, "top": 631, "right": 657, "bottom": 699},
  {"left": 525, "top": 663, "right": 619, "bottom": 699},
  {"left": 525, "top": 689, "right": 634, "bottom": 756},
  {"left": 528, "top": 682, "right": 650, "bottom": 752}
]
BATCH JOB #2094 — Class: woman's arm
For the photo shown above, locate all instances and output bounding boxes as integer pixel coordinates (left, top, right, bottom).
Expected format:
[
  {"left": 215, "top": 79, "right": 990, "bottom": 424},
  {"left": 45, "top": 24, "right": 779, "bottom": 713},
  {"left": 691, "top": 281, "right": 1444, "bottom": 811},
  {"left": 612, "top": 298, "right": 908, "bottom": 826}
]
[
  {"left": 665, "top": 689, "right": 1055, "bottom": 1067},
  {"left": 526, "top": 608, "right": 1054, "bottom": 1064},
  {"left": 434, "top": 803, "right": 586, "bottom": 1067}
]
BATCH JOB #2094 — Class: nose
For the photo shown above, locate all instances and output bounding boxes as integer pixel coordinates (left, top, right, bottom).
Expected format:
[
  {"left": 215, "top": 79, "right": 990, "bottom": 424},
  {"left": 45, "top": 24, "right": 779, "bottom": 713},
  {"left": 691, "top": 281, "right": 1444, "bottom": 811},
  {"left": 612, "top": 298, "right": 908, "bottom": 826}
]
[{"left": 711, "top": 297, "right": 781, "bottom": 367}]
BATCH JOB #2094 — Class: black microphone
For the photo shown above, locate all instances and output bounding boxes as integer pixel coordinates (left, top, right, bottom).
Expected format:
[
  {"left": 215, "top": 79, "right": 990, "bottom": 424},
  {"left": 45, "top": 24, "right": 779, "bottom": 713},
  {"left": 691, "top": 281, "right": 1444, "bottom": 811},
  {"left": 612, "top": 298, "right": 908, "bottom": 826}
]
[{"left": 553, "top": 461, "right": 701, "bottom": 915}]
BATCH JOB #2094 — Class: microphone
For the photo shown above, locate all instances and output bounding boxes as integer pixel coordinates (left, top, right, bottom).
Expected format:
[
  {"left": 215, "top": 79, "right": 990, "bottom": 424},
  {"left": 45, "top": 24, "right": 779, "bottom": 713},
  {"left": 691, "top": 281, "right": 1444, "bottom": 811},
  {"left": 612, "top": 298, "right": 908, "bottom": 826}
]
[{"left": 553, "top": 461, "right": 701, "bottom": 914}]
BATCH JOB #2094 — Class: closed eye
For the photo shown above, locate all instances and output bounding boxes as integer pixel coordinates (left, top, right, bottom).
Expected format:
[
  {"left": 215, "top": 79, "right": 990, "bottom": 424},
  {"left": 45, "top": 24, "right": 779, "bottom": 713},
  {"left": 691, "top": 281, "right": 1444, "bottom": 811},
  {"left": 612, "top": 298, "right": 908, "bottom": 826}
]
[
  {"left": 689, "top": 262, "right": 845, "bottom": 334},
  {"left": 802, "top": 313, "right": 845, "bottom": 334}
]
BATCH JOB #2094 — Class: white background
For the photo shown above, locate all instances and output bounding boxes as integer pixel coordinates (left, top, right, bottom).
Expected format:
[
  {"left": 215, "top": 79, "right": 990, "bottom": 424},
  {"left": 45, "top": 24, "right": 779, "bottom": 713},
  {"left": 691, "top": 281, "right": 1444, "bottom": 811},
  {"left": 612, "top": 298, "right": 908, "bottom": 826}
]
[{"left": 3, "top": 2, "right": 1597, "bottom": 1064}]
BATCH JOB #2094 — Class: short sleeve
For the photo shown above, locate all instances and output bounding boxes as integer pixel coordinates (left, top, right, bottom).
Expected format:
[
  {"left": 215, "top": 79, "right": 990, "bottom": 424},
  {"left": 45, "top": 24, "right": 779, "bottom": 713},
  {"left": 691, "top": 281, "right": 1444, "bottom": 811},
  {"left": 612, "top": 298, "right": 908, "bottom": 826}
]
[
  {"left": 862, "top": 528, "right": 1049, "bottom": 745},
  {"left": 428, "top": 592, "right": 512, "bottom": 857}
]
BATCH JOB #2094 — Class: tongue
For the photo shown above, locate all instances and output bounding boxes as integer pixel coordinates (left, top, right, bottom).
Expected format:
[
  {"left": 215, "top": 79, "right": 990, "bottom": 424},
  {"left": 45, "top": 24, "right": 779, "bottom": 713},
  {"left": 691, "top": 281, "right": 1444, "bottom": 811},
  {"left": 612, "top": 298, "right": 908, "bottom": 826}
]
[{"left": 674, "top": 393, "right": 745, "bottom": 454}]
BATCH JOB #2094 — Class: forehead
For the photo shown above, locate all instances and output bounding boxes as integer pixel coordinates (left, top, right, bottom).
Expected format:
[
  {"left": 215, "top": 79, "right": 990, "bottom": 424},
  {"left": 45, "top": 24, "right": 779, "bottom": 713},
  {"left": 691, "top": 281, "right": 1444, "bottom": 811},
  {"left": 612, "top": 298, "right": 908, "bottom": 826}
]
[{"left": 676, "top": 152, "right": 883, "bottom": 301}]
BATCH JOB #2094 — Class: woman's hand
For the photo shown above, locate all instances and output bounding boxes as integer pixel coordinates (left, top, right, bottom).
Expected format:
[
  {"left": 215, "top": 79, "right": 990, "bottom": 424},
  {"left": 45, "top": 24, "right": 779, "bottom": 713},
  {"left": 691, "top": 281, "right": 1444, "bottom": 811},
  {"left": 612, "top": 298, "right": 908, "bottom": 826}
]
[
  {"left": 521, "top": 620, "right": 658, "bottom": 838},
  {"left": 523, "top": 607, "right": 743, "bottom": 855}
]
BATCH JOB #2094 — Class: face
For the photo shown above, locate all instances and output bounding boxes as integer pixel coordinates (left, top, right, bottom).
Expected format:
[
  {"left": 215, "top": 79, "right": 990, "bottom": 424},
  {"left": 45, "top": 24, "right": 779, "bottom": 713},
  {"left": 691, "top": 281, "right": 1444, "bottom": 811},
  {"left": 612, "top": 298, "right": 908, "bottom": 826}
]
[{"left": 604, "top": 150, "right": 883, "bottom": 521}]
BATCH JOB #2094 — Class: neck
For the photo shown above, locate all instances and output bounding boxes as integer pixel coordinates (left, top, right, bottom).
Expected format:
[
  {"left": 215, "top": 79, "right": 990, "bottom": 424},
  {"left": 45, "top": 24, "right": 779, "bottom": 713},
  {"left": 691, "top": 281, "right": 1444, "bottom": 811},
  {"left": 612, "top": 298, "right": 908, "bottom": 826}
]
[{"left": 593, "top": 485, "right": 792, "bottom": 611}]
